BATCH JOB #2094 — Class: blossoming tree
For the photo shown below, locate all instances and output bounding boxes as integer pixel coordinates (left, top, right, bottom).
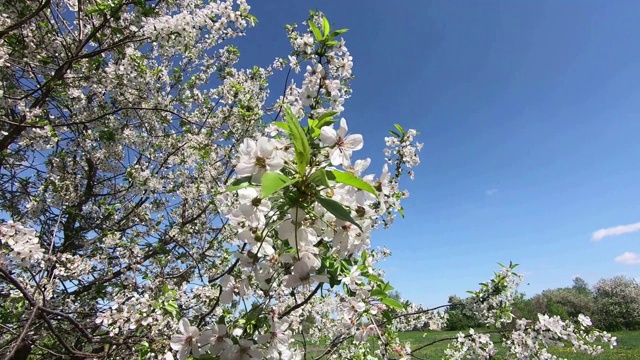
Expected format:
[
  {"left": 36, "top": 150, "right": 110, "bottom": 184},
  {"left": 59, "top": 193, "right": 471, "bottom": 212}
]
[{"left": 0, "top": 1, "right": 617, "bottom": 359}]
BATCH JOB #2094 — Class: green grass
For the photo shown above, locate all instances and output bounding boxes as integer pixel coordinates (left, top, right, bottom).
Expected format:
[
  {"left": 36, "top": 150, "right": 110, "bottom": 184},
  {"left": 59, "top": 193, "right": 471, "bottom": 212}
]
[{"left": 398, "top": 330, "right": 640, "bottom": 359}]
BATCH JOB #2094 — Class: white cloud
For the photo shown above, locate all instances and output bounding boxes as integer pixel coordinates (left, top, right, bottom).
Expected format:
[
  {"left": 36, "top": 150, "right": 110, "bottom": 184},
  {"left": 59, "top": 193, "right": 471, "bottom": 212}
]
[
  {"left": 486, "top": 189, "right": 498, "bottom": 195},
  {"left": 592, "top": 222, "right": 640, "bottom": 241},
  {"left": 614, "top": 252, "right": 640, "bottom": 265}
]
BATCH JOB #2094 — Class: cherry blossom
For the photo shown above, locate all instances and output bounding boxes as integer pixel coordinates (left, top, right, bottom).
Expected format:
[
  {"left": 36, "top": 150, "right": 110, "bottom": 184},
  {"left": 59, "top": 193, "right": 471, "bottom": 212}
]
[
  {"left": 201, "top": 324, "right": 232, "bottom": 355},
  {"left": 284, "top": 260, "right": 329, "bottom": 288},
  {"left": 221, "top": 339, "right": 263, "bottom": 360},
  {"left": 236, "top": 137, "right": 285, "bottom": 183},
  {"left": 321, "top": 118, "right": 364, "bottom": 167},
  {"left": 170, "top": 319, "right": 205, "bottom": 360}
]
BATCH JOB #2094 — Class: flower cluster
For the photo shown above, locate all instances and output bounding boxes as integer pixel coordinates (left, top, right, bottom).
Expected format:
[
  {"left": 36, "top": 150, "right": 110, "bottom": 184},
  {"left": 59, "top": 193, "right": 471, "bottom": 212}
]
[
  {"left": 500, "top": 314, "right": 616, "bottom": 359},
  {"left": 445, "top": 329, "right": 497, "bottom": 360},
  {"left": 0, "top": 222, "right": 44, "bottom": 267}
]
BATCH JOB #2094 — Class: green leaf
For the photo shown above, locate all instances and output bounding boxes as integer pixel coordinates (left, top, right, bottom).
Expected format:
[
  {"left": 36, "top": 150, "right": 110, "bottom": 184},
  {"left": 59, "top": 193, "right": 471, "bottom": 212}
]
[
  {"left": 371, "top": 289, "right": 386, "bottom": 297},
  {"left": 322, "top": 16, "right": 330, "bottom": 38},
  {"left": 330, "top": 29, "right": 348, "bottom": 38},
  {"left": 271, "top": 121, "right": 289, "bottom": 132},
  {"left": 317, "top": 111, "right": 338, "bottom": 121},
  {"left": 388, "top": 130, "right": 401, "bottom": 137},
  {"left": 309, "top": 169, "right": 330, "bottom": 188},
  {"left": 244, "top": 13, "right": 258, "bottom": 24},
  {"left": 326, "top": 170, "right": 377, "bottom": 196},
  {"left": 226, "top": 176, "right": 254, "bottom": 192},
  {"left": 309, "top": 22, "right": 323, "bottom": 41},
  {"left": 364, "top": 273, "right": 384, "bottom": 284},
  {"left": 381, "top": 297, "right": 405, "bottom": 311},
  {"left": 316, "top": 118, "right": 336, "bottom": 130},
  {"left": 261, "top": 172, "right": 296, "bottom": 198},
  {"left": 394, "top": 123, "right": 405, "bottom": 135},
  {"left": 398, "top": 207, "right": 405, "bottom": 218},
  {"left": 164, "top": 301, "right": 179, "bottom": 317},
  {"left": 309, "top": 114, "right": 337, "bottom": 138},
  {"left": 284, "top": 106, "right": 311, "bottom": 176},
  {"left": 316, "top": 196, "right": 362, "bottom": 231},
  {"left": 382, "top": 309, "right": 393, "bottom": 323}
]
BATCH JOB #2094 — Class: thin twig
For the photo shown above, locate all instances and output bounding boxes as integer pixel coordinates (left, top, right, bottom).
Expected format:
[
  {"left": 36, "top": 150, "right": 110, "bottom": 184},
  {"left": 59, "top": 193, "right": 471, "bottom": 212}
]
[{"left": 3, "top": 305, "right": 38, "bottom": 360}]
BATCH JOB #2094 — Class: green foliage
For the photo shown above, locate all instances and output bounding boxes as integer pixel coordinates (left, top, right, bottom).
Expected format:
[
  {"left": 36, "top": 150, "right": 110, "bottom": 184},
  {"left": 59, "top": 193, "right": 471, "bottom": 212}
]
[
  {"left": 573, "top": 277, "right": 593, "bottom": 297},
  {"left": 508, "top": 275, "right": 640, "bottom": 332},
  {"left": 315, "top": 196, "right": 362, "bottom": 231},
  {"left": 444, "top": 295, "right": 483, "bottom": 331},
  {"left": 326, "top": 169, "right": 377, "bottom": 196},
  {"left": 284, "top": 106, "right": 311, "bottom": 176},
  {"left": 261, "top": 172, "right": 296, "bottom": 198},
  {"left": 307, "top": 11, "right": 348, "bottom": 48},
  {"left": 531, "top": 287, "right": 594, "bottom": 320},
  {"left": 593, "top": 276, "right": 640, "bottom": 331},
  {"left": 509, "top": 291, "right": 538, "bottom": 324},
  {"left": 225, "top": 176, "right": 255, "bottom": 192},
  {"left": 509, "top": 279, "right": 595, "bottom": 327}
]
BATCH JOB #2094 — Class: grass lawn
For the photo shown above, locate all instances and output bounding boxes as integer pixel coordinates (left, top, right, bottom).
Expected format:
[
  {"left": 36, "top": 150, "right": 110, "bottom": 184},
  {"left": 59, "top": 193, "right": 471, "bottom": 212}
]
[{"left": 399, "top": 330, "right": 640, "bottom": 359}]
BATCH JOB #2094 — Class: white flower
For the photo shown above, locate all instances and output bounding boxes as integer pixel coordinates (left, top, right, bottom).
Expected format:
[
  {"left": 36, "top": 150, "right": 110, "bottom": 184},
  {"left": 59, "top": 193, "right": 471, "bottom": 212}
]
[
  {"left": 283, "top": 260, "right": 329, "bottom": 288},
  {"left": 0, "top": 221, "right": 44, "bottom": 267},
  {"left": 351, "top": 158, "right": 371, "bottom": 176},
  {"left": 277, "top": 208, "right": 317, "bottom": 249},
  {"left": 377, "top": 164, "right": 391, "bottom": 195},
  {"left": 578, "top": 314, "right": 592, "bottom": 327},
  {"left": 220, "top": 339, "right": 263, "bottom": 360},
  {"left": 258, "top": 320, "right": 291, "bottom": 358},
  {"left": 219, "top": 275, "right": 249, "bottom": 304},
  {"left": 355, "top": 324, "right": 376, "bottom": 342},
  {"left": 320, "top": 118, "right": 363, "bottom": 167},
  {"left": 340, "top": 266, "right": 362, "bottom": 291},
  {"left": 280, "top": 244, "right": 321, "bottom": 271},
  {"left": 332, "top": 219, "right": 368, "bottom": 256},
  {"left": 200, "top": 324, "right": 232, "bottom": 355},
  {"left": 228, "top": 187, "right": 270, "bottom": 228},
  {"left": 288, "top": 55, "right": 300, "bottom": 73},
  {"left": 341, "top": 298, "right": 366, "bottom": 320},
  {"left": 170, "top": 318, "right": 207, "bottom": 360},
  {"left": 236, "top": 137, "right": 284, "bottom": 183}
]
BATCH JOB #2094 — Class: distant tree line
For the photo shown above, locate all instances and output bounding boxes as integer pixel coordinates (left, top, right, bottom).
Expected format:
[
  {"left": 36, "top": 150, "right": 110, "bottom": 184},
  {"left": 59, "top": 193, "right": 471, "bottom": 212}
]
[{"left": 444, "top": 275, "right": 640, "bottom": 332}]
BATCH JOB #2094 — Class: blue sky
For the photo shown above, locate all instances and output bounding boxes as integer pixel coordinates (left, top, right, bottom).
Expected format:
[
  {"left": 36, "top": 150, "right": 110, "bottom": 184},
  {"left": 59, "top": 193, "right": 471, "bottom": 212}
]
[{"left": 233, "top": 1, "right": 640, "bottom": 307}]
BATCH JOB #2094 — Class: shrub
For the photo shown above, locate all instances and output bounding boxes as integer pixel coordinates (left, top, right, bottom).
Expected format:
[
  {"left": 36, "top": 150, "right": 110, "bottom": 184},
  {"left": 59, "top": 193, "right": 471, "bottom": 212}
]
[{"left": 593, "top": 276, "right": 640, "bottom": 331}]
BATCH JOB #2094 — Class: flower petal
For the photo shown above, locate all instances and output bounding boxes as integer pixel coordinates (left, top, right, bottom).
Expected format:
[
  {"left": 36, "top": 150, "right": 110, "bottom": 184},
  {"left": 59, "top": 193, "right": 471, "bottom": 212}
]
[
  {"left": 329, "top": 148, "right": 343, "bottom": 166},
  {"left": 256, "top": 137, "right": 274, "bottom": 157},
  {"left": 178, "top": 345, "right": 191, "bottom": 360},
  {"left": 238, "top": 138, "right": 256, "bottom": 157},
  {"left": 266, "top": 156, "right": 284, "bottom": 172},
  {"left": 235, "top": 162, "right": 255, "bottom": 177},
  {"left": 199, "top": 330, "right": 213, "bottom": 345},
  {"left": 170, "top": 335, "right": 186, "bottom": 350},
  {"left": 337, "top": 118, "right": 348, "bottom": 138},
  {"left": 320, "top": 126, "right": 337, "bottom": 146},
  {"left": 179, "top": 318, "right": 190, "bottom": 335},
  {"left": 192, "top": 344, "right": 201, "bottom": 358},
  {"left": 216, "top": 324, "right": 228, "bottom": 336},
  {"left": 343, "top": 134, "right": 363, "bottom": 151}
]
